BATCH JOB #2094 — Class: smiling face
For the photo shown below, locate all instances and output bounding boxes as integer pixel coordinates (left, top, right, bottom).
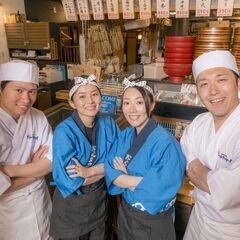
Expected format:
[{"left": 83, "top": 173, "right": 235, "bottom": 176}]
[
  {"left": 69, "top": 84, "right": 101, "bottom": 127},
  {"left": 0, "top": 81, "right": 38, "bottom": 120},
  {"left": 122, "top": 87, "right": 155, "bottom": 134},
  {"left": 196, "top": 67, "right": 240, "bottom": 127}
]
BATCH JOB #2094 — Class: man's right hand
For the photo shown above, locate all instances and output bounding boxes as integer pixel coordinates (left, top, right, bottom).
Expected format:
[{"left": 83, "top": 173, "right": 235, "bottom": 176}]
[{"left": 32, "top": 145, "right": 49, "bottom": 163}]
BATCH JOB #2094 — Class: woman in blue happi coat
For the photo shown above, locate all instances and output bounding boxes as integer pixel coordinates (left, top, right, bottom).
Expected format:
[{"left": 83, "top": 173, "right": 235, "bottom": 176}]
[
  {"left": 105, "top": 77, "right": 186, "bottom": 240},
  {"left": 50, "top": 74, "right": 120, "bottom": 240}
]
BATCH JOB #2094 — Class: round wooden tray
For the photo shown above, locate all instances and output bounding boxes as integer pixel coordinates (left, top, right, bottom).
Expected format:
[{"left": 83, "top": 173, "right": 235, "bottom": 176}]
[
  {"left": 196, "top": 35, "right": 231, "bottom": 43},
  {"left": 233, "top": 35, "right": 240, "bottom": 42},
  {"left": 195, "top": 42, "right": 230, "bottom": 48},
  {"left": 234, "top": 28, "right": 240, "bottom": 35},
  {"left": 196, "top": 27, "right": 232, "bottom": 35}
]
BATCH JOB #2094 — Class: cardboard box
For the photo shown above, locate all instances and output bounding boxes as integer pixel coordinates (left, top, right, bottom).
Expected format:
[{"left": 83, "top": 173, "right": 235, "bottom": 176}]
[{"left": 144, "top": 63, "right": 167, "bottom": 80}]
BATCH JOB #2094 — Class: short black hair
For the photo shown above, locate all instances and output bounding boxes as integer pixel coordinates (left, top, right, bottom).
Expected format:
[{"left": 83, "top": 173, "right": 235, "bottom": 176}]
[
  {"left": 231, "top": 70, "right": 239, "bottom": 83},
  {"left": 0, "top": 81, "right": 9, "bottom": 90},
  {"left": 121, "top": 86, "right": 154, "bottom": 117}
]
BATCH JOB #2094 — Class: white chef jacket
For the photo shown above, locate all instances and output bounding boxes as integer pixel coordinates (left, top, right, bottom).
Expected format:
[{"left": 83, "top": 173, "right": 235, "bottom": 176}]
[
  {"left": 181, "top": 104, "right": 240, "bottom": 224},
  {"left": 0, "top": 107, "right": 53, "bottom": 240}
]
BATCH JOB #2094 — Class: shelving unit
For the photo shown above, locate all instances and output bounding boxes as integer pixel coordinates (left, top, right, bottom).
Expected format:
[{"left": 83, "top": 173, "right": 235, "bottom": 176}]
[{"left": 5, "top": 22, "right": 60, "bottom": 60}]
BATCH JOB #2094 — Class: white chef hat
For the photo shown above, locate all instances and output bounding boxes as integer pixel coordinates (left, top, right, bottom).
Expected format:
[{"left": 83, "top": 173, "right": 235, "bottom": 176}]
[
  {"left": 0, "top": 60, "right": 39, "bottom": 85},
  {"left": 192, "top": 50, "right": 239, "bottom": 81}
]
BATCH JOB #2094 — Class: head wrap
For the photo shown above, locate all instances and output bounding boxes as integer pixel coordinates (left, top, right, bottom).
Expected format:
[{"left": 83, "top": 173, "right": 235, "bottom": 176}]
[
  {"left": 69, "top": 74, "right": 99, "bottom": 99},
  {"left": 0, "top": 60, "right": 39, "bottom": 85},
  {"left": 122, "top": 74, "right": 154, "bottom": 96},
  {"left": 192, "top": 50, "right": 239, "bottom": 81}
]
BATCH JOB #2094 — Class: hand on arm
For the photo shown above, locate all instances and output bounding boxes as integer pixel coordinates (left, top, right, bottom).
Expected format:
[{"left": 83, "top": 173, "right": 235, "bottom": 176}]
[
  {"left": 82, "top": 174, "right": 104, "bottom": 186},
  {"left": 4, "top": 177, "right": 37, "bottom": 194},
  {"left": 66, "top": 157, "right": 104, "bottom": 178},
  {"left": 186, "top": 159, "right": 210, "bottom": 193},
  {"left": 1, "top": 145, "right": 52, "bottom": 178},
  {"left": 113, "top": 157, "right": 142, "bottom": 191}
]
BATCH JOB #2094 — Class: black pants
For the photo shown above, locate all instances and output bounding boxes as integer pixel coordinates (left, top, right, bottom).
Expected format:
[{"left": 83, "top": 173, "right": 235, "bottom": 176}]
[{"left": 118, "top": 199, "right": 176, "bottom": 240}]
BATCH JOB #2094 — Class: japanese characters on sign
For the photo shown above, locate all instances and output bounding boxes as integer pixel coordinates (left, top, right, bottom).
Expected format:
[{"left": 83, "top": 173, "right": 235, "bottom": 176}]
[
  {"left": 139, "top": 0, "right": 152, "bottom": 19},
  {"left": 91, "top": 0, "right": 105, "bottom": 20},
  {"left": 76, "top": 0, "right": 90, "bottom": 20},
  {"left": 156, "top": 0, "right": 169, "bottom": 18},
  {"left": 62, "top": 0, "right": 78, "bottom": 21},
  {"left": 176, "top": 0, "right": 189, "bottom": 18},
  {"left": 196, "top": 0, "right": 211, "bottom": 16},
  {"left": 217, "top": 0, "right": 234, "bottom": 16},
  {"left": 106, "top": 0, "right": 120, "bottom": 19},
  {"left": 122, "top": 0, "right": 135, "bottom": 19}
]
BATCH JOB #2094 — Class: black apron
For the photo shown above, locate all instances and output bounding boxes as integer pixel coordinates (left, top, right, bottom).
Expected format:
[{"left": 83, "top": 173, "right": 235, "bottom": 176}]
[
  {"left": 50, "top": 178, "right": 107, "bottom": 239},
  {"left": 118, "top": 199, "right": 176, "bottom": 240},
  {"left": 118, "top": 118, "right": 175, "bottom": 240},
  {"left": 50, "top": 112, "right": 107, "bottom": 239}
]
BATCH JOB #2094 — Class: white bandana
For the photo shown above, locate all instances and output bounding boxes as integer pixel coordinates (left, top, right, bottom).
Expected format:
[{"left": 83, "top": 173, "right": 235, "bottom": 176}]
[
  {"left": 123, "top": 74, "right": 154, "bottom": 96},
  {"left": 192, "top": 50, "right": 239, "bottom": 81},
  {"left": 69, "top": 74, "right": 99, "bottom": 99}
]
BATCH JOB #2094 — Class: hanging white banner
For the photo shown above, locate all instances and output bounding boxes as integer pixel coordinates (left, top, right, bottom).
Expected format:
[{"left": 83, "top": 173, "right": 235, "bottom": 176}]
[
  {"left": 217, "top": 0, "right": 234, "bottom": 16},
  {"left": 76, "top": 0, "right": 90, "bottom": 20},
  {"left": 91, "top": 0, "right": 104, "bottom": 20},
  {"left": 156, "top": 0, "right": 169, "bottom": 18},
  {"left": 122, "top": 0, "right": 135, "bottom": 19},
  {"left": 62, "top": 0, "right": 78, "bottom": 21},
  {"left": 196, "top": 0, "right": 211, "bottom": 17},
  {"left": 106, "top": 0, "right": 119, "bottom": 19},
  {"left": 176, "top": 0, "right": 189, "bottom": 18},
  {"left": 139, "top": 0, "right": 152, "bottom": 19}
]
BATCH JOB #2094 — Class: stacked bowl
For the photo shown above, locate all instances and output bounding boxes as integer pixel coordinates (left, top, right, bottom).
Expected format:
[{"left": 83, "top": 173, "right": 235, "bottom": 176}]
[
  {"left": 164, "top": 36, "right": 195, "bottom": 83},
  {"left": 231, "top": 28, "right": 240, "bottom": 70},
  {"left": 194, "top": 27, "right": 232, "bottom": 59}
]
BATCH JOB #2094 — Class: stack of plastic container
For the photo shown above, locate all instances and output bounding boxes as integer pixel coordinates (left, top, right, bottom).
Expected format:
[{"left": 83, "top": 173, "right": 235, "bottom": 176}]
[{"left": 164, "top": 36, "right": 195, "bottom": 83}]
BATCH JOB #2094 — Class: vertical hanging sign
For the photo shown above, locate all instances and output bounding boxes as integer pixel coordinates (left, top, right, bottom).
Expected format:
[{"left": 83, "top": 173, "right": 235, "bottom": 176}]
[
  {"left": 91, "top": 0, "right": 105, "bottom": 20},
  {"left": 139, "top": 0, "right": 152, "bottom": 19},
  {"left": 217, "top": 0, "right": 234, "bottom": 17},
  {"left": 62, "top": 0, "right": 78, "bottom": 21},
  {"left": 176, "top": 0, "right": 189, "bottom": 18},
  {"left": 106, "top": 0, "right": 119, "bottom": 19},
  {"left": 156, "top": 0, "right": 169, "bottom": 18},
  {"left": 122, "top": 0, "right": 135, "bottom": 19},
  {"left": 76, "top": 0, "right": 90, "bottom": 20},
  {"left": 196, "top": 0, "right": 211, "bottom": 17}
]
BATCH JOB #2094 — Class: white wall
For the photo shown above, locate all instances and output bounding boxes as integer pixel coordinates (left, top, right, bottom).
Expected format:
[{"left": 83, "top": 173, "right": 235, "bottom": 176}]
[{"left": 0, "top": 0, "right": 25, "bottom": 63}]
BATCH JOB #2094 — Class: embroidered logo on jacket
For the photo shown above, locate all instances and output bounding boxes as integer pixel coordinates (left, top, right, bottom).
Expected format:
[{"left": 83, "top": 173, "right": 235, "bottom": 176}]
[
  {"left": 218, "top": 151, "right": 232, "bottom": 163},
  {"left": 27, "top": 134, "right": 39, "bottom": 140}
]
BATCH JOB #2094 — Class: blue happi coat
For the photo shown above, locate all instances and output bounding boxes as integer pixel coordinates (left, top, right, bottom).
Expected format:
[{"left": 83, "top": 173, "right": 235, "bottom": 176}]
[
  {"left": 105, "top": 121, "right": 186, "bottom": 215},
  {"left": 53, "top": 114, "right": 120, "bottom": 198}
]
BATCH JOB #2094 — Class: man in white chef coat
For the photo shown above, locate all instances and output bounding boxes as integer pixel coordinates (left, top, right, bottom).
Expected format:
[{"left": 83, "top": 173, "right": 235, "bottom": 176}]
[
  {"left": 181, "top": 50, "right": 240, "bottom": 240},
  {"left": 0, "top": 60, "right": 53, "bottom": 240}
]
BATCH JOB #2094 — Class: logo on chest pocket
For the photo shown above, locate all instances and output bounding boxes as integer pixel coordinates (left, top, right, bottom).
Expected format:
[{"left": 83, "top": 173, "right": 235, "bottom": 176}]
[
  {"left": 218, "top": 151, "right": 232, "bottom": 164},
  {"left": 27, "top": 134, "right": 39, "bottom": 141}
]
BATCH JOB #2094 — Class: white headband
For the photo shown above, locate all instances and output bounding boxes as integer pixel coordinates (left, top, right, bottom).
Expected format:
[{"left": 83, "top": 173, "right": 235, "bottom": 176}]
[
  {"left": 0, "top": 60, "right": 39, "bottom": 85},
  {"left": 192, "top": 50, "right": 239, "bottom": 81},
  {"left": 69, "top": 74, "right": 99, "bottom": 99},
  {"left": 123, "top": 75, "right": 154, "bottom": 96}
]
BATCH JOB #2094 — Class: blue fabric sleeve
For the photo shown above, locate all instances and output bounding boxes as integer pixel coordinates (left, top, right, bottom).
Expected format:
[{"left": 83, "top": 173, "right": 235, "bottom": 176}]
[
  {"left": 53, "top": 125, "right": 84, "bottom": 198},
  {"left": 104, "top": 139, "right": 124, "bottom": 195},
  {"left": 133, "top": 139, "right": 186, "bottom": 214}
]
